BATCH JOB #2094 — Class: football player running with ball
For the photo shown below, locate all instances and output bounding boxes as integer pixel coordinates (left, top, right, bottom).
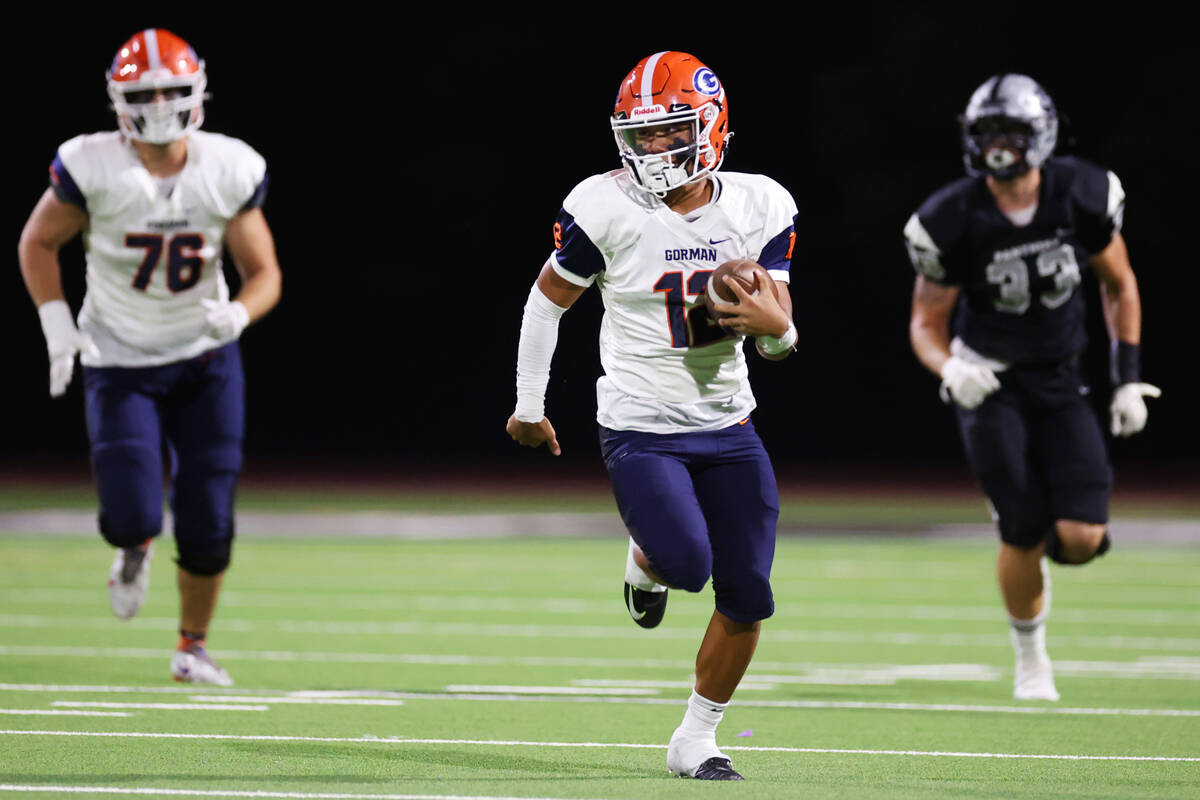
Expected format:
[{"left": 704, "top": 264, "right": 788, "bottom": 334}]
[
  {"left": 18, "top": 29, "right": 282, "bottom": 686},
  {"left": 506, "top": 51, "right": 799, "bottom": 780},
  {"left": 905, "top": 74, "right": 1157, "bottom": 701}
]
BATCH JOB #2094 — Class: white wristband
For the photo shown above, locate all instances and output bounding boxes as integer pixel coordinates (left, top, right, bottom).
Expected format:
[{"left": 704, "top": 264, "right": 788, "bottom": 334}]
[
  {"left": 514, "top": 283, "right": 568, "bottom": 422},
  {"left": 757, "top": 320, "right": 797, "bottom": 355},
  {"left": 37, "top": 299, "right": 76, "bottom": 339}
]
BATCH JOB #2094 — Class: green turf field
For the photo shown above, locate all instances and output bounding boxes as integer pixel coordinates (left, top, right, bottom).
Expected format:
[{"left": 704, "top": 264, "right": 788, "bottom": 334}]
[{"left": 1, "top": 489, "right": 1198, "bottom": 799}]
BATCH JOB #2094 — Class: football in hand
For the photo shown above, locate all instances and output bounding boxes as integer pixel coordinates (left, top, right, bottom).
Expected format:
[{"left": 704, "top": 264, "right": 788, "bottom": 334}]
[{"left": 703, "top": 259, "right": 777, "bottom": 321}]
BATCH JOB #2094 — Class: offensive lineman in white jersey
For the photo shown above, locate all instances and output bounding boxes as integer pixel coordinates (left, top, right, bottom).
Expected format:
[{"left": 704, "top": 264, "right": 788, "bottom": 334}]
[
  {"left": 17, "top": 28, "right": 282, "bottom": 685},
  {"left": 506, "top": 51, "right": 799, "bottom": 780}
]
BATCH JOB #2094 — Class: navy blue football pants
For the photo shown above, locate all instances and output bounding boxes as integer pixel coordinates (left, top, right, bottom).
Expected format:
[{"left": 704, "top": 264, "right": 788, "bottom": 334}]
[
  {"left": 82, "top": 343, "right": 244, "bottom": 576},
  {"left": 956, "top": 357, "right": 1112, "bottom": 549},
  {"left": 599, "top": 419, "right": 778, "bottom": 623}
]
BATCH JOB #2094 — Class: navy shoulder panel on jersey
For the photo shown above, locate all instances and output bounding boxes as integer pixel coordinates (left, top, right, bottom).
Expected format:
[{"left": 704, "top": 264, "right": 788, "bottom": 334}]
[
  {"left": 240, "top": 173, "right": 270, "bottom": 212},
  {"left": 49, "top": 153, "right": 87, "bottom": 212},
  {"left": 917, "top": 175, "right": 978, "bottom": 244},
  {"left": 1046, "top": 156, "right": 1121, "bottom": 254},
  {"left": 907, "top": 175, "right": 980, "bottom": 284},
  {"left": 552, "top": 207, "right": 605, "bottom": 281},
  {"left": 757, "top": 215, "right": 798, "bottom": 273}
]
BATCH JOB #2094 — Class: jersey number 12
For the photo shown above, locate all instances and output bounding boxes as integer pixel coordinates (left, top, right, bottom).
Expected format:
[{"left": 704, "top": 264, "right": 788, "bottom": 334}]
[{"left": 654, "top": 270, "right": 733, "bottom": 348}]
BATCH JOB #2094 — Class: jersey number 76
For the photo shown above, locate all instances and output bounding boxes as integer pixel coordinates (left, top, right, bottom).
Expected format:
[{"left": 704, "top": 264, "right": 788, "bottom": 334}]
[{"left": 126, "top": 233, "right": 206, "bottom": 293}]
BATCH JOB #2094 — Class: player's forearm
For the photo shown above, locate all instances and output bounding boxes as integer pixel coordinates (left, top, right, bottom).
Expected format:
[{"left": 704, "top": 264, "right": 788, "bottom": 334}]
[
  {"left": 513, "top": 284, "right": 568, "bottom": 422},
  {"left": 1100, "top": 277, "right": 1141, "bottom": 346},
  {"left": 231, "top": 265, "right": 282, "bottom": 324},
  {"left": 17, "top": 241, "right": 68, "bottom": 309},
  {"left": 910, "top": 316, "right": 952, "bottom": 377}
]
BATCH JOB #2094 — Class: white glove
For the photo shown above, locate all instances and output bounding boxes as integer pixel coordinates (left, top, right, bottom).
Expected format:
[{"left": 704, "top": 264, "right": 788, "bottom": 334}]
[
  {"left": 201, "top": 298, "right": 250, "bottom": 340},
  {"left": 37, "top": 299, "right": 100, "bottom": 398},
  {"left": 939, "top": 355, "right": 1001, "bottom": 410},
  {"left": 1109, "top": 382, "right": 1161, "bottom": 437}
]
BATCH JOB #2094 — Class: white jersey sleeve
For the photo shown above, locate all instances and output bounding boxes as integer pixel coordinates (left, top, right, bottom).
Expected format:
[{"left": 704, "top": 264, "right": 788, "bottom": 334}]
[
  {"left": 551, "top": 170, "right": 798, "bottom": 433},
  {"left": 55, "top": 130, "right": 268, "bottom": 367}
]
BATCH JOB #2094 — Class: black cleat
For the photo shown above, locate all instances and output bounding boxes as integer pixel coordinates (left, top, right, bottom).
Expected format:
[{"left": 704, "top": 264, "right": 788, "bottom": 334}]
[
  {"left": 624, "top": 582, "right": 667, "bottom": 629},
  {"left": 691, "top": 757, "right": 744, "bottom": 780}
]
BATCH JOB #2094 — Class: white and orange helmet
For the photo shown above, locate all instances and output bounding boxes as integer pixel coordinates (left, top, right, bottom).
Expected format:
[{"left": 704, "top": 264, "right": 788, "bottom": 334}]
[
  {"left": 106, "top": 29, "right": 207, "bottom": 144},
  {"left": 611, "top": 51, "right": 731, "bottom": 197}
]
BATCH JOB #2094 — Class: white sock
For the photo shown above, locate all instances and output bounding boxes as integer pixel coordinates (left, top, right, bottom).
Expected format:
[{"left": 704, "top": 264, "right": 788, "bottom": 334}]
[
  {"left": 1009, "top": 618, "right": 1048, "bottom": 662},
  {"left": 667, "top": 690, "right": 728, "bottom": 775},
  {"left": 1009, "top": 556, "right": 1052, "bottom": 661},
  {"left": 1009, "top": 601, "right": 1049, "bottom": 663},
  {"left": 625, "top": 537, "right": 665, "bottom": 592},
  {"left": 679, "top": 689, "right": 727, "bottom": 735}
]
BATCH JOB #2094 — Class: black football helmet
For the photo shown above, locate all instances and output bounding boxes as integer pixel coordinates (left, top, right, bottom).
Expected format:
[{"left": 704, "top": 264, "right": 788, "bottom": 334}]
[{"left": 961, "top": 74, "right": 1058, "bottom": 180}]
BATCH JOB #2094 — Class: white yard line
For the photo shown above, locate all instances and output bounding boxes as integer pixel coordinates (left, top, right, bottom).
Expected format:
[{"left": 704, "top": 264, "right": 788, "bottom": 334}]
[
  {"left": 0, "top": 709, "right": 130, "bottom": 717},
  {"left": 3, "top": 621, "right": 1200, "bottom": 652},
  {"left": 7, "top": 589, "right": 1199, "bottom": 626},
  {"left": 0, "top": 683, "right": 261, "bottom": 695},
  {"left": 0, "top": 731, "right": 1196, "bottom": 762},
  {"left": 441, "top": 685, "right": 659, "bottom": 696},
  {"left": 5, "top": 687, "right": 1197, "bottom": 717},
  {"left": 190, "top": 697, "right": 407, "bottom": 707},
  {"left": 1, "top": 650, "right": 1198, "bottom": 682},
  {"left": 0, "top": 787, "right": 600, "bottom": 800},
  {"left": 52, "top": 702, "right": 268, "bottom": 712}
]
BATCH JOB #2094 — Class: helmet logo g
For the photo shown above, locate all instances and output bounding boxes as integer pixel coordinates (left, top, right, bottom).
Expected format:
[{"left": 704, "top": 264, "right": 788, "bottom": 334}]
[{"left": 693, "top": 68, "right": 720, "bottom": 96}]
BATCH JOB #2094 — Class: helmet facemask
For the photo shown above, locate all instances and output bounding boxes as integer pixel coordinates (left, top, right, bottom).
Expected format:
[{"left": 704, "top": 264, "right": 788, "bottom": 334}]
[
  {"left": 612, "top": 104, "right": 724, "bottom": 197},
  {"left": 960, "top": 74, "right": 1058, "bottom": 180},
  {"left": 108, "top": 68, "right": 207, "bottom": 144},
  {"left": 963, "top": 115, "right": 1038, "bottom": 179}
]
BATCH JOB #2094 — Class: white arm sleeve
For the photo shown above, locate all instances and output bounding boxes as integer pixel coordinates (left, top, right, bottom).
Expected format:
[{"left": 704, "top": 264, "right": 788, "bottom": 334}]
[{"left": 513, "top": 282, "right": 568, "bottom": 422}]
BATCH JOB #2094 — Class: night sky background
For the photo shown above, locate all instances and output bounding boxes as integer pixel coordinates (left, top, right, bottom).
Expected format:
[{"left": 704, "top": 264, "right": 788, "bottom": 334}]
[{"left": 4, "top": 6, "right": 1196, "bottom": 493}]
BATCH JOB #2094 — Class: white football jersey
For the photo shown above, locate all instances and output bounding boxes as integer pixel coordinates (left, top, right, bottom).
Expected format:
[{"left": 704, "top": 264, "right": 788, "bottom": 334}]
[
  {"left": 51, "top": 130, "right": 267, "bottom": 367},
  {"left": 552, "top": 170, "right": 798, "bottom": 433}
]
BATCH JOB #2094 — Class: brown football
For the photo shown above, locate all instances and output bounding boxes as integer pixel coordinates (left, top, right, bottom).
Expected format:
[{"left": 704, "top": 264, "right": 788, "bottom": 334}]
[{"left": 703, "top": 259, "right": 777, "bottom": 321}]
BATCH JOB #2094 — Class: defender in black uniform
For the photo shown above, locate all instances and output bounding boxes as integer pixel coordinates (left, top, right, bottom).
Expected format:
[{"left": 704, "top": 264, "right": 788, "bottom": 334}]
[{"left": 904, "top": 74, "right": 1160, "bottom": 701}]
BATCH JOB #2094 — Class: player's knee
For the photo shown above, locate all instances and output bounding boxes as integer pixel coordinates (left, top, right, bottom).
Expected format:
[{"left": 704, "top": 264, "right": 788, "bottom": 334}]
[
  {"left": 97, "top": 504, "right": 162, "bottom": 548},
  {"left": 175, "top": 543, "right": 232, "bottom": 577},
  {"left": 715, "top": 574, "right": 774, "bottom": 623},
  {"left": 998, "top": 518, "right": 1050, "bottom": 552},
  {"left": 92, "top": 445, "right": 163, "bottom": 548},
  {"left": 1045, "top": 521, "right": 1109, "bottom": 565},
  {"left": 654, "top": 549, "right": 712, "bottom": 594}
]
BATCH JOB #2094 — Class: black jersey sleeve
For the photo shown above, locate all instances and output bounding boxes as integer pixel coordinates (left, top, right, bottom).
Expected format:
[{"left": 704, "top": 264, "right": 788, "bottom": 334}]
[
  {"left": 903, "top": 178, "right": 973, "bottom": 286},
  {"left": 1066, "top": 156, "right": 1125, "bottom": 255}
]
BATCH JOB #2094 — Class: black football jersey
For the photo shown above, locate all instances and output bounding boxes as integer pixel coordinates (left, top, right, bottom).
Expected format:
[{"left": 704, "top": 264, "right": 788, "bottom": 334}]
[{"left": 904, "top": 156, "right": 1125, "bottom": 364}]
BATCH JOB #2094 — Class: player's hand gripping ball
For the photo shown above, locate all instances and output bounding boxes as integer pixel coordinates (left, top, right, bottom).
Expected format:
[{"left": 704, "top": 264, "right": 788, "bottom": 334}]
[{"left": 704, "top": 259, "right": 778, "bottom": 321}]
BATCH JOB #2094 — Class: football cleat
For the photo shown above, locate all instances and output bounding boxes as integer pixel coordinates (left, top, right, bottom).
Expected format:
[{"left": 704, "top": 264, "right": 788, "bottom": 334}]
[
  {"left": 667, "top": 731, "right": 740, "bottom": 779},
  {"left": 171, "top": 644, "right": 234, "bottom": 686},
  {"left": 624, "top": 582, "right": 668, "bottom": 629},
  {"left": 1013, "top": 656, "right": 1060, "bottom": 701},
  {"left": 690, "top": 757, "right": 744, "bottom": 781},
  {"left": 107, "top": 541, "right": 154, "bottom": 620}
]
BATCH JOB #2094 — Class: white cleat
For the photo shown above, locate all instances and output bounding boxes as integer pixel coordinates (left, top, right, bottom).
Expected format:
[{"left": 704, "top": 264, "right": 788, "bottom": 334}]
[
  {"left": 666, "top": 728, "right": 727, "bottom": 778},
  {"left": 1014, "top": 657, "right": 1060, "bottom": 701},
  {"left": 107, "top": 541, "right": 154, "bottom": 620},
  {"left": 171, "top": 645, "right": 234, "bottom": 687}
]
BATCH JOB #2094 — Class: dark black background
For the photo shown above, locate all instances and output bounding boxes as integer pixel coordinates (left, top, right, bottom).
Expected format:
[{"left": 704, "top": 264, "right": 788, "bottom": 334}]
[{"left": 4, "top": 7, "right": 1196, "bottom": 490}]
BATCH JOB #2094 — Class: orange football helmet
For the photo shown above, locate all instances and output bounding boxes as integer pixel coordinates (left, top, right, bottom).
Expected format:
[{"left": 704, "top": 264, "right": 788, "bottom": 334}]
[
  {"left": 106, "top": 29, "right": 207, "bottom": 144},
  {"left": 611, "top": 51, "right": 731, "bottom": 197}
]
